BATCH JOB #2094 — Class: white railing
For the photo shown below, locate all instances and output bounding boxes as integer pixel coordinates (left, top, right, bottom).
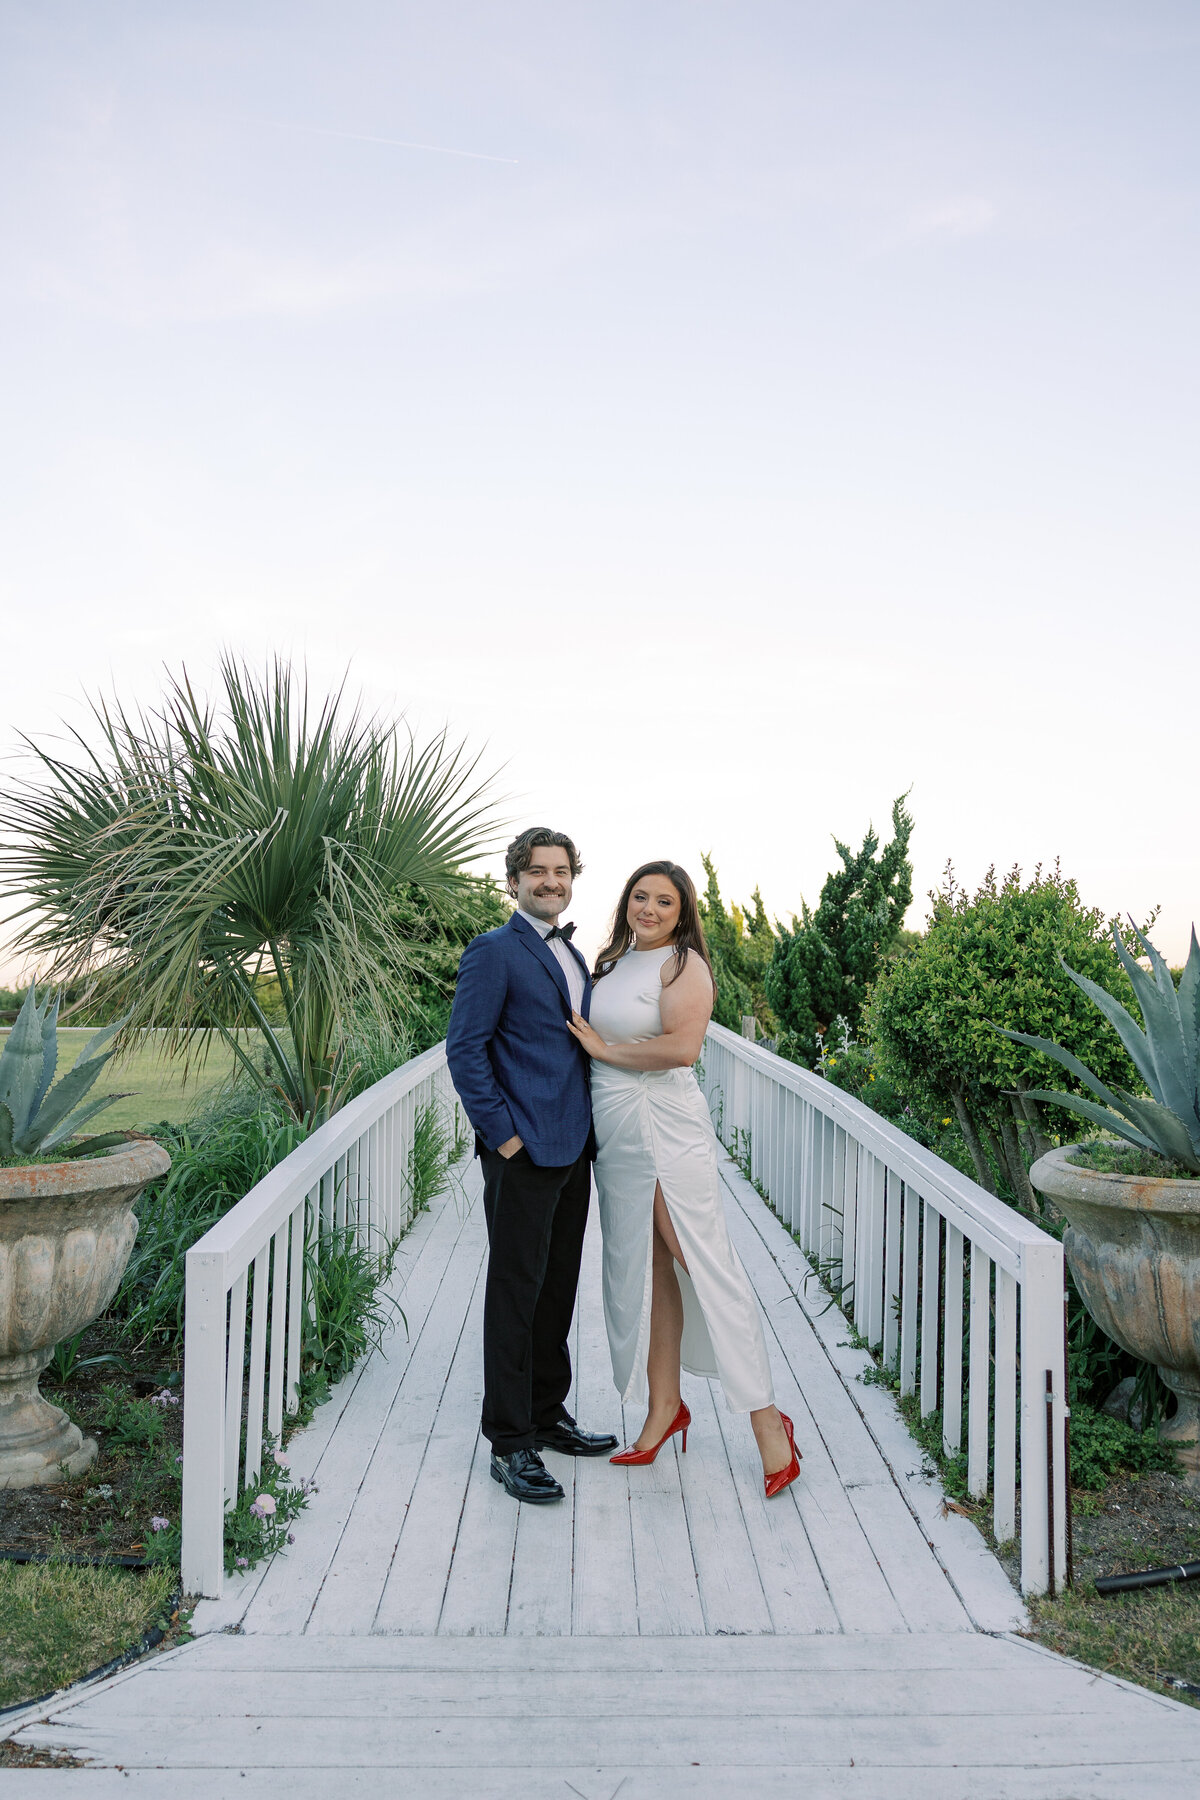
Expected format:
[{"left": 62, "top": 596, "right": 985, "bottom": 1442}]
[
  {"left": 699, "top": 1023, "right": 1068, "bottom": 1597},
  {"left": 181, "top": 1045, "right": 464, "bottom": 1598}
]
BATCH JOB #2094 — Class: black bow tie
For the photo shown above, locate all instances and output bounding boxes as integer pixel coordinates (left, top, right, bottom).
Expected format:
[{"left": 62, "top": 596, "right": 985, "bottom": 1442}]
[{"left": 545, "top": 922, "right": 576, "bottom": 943}]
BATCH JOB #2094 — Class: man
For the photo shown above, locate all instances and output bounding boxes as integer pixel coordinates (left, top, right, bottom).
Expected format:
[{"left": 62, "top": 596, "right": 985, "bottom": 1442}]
[{"left": 446, "top": 828, "right": 618, "bottom": 1503}]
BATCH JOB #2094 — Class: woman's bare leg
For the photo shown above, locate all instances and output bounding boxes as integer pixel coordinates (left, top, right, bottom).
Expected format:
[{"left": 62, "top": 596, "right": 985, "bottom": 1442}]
[
  {"left": 751, "top": 1404, "right": 792, "bottom": 1476},
  {"left": 634, "top": 1186, "right": 792, "bottom": 1473},
  {"left": 629, "top": 1186, "right": 686, "bottom": 1452}
]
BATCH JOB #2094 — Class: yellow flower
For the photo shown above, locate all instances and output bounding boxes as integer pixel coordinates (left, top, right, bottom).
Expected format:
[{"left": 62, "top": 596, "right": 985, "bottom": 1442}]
[
  {"left": 868, "top": 1073, "right": 876, "bottom": 1081},
  {"left": 941, "top": 1117, "right": 951, "bottom": 1125},
  {"left": 828, "top": 1058, "right": 837, "bottom": 1067}
]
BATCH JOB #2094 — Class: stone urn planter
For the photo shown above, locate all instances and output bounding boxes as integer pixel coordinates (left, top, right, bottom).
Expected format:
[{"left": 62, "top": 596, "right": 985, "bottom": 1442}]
[
  {"left": 1030, "top": 1144, "right": 1200, "bottom": 1479},
  {"left": 0, "top": 1139, "right": 170, "bottom": 1488}
]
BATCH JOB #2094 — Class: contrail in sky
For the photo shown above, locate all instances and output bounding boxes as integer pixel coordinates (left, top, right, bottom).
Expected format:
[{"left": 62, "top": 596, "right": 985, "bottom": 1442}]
[{"left": 265, "top": 120, "right": 518, "bottom": 164}]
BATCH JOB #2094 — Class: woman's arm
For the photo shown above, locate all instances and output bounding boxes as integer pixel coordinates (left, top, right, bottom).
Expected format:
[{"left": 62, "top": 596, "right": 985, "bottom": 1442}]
[{"left": 566, "top": 954, "right": 714, "bottom": 1070}]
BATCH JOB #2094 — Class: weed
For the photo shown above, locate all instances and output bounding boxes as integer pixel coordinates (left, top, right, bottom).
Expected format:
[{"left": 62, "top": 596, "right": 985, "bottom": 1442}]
[
  {"left": 302, "top": 1226, "right": 404, "bottom": 1390},
  {"left": 1068, "top": 1140, "right": 1197, "bottom": 1181},
  {"left": 408, "top": 1100, "right": 453, "bottom": 1214},
  {"left": 895, "top": 1394, "right": 973, "bottom": 1501},
  {"left": 93, "top": 1386, "right": 167, "bottom": 1452},
  {"left": 724, "top": 1125, "right": 769, "bottom": 1200},
  {"left": 46, "top": 1331, "right": 127, "bottom": 1386},
  {"left": 218, "top": 1443, "right": 310, "bottom": 1576}
]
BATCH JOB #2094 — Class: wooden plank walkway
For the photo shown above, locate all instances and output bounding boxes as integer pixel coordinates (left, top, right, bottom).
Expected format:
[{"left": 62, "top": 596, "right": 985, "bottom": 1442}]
[{"left": 8, "top": 1151, "right": 1200, "bottom": 1795}]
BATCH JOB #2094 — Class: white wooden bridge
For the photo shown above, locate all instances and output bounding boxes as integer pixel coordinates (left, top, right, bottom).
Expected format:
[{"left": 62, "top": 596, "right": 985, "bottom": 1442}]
[{"left": 6, "top": 1030, "right": 1200, "bottom": 1796}]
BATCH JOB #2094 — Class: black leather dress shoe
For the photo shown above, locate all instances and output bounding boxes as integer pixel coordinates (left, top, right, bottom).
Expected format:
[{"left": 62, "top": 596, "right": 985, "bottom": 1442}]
[
  {"left": 534, "top": 1413, "right": 620, "bottom": 1457},
  {"left": 490, "top": 1447, "right": 565, "bottom": 1503}
]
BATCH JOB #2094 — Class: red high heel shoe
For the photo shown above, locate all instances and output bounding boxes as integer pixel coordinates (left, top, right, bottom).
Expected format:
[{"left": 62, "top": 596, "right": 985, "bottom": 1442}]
[
  {"left": 609, "top": 1401, "right": 691, "bottom": 1466},
  {"left": 764, "top": 1412, "right": 801, "bottom": 1498}
]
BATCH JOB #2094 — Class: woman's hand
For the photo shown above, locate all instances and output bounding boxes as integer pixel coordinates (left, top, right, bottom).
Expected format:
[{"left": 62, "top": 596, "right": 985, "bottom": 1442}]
[{"left": 567, "top": 1011, "right": 609, "bottom": 1059}]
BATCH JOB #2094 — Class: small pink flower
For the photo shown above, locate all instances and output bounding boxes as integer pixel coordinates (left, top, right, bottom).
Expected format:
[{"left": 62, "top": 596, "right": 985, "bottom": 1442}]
[
  {"left": 271, "top": 1449, "right": 290, "bottom": 1467},
  {"left": 249, "top": 1492, "right": 277, "bottom": 1520},
  {"left": 150, "top": 1515, "right": 170, "bottom": 1532},
  {"left": 235, "top": 1556, "right": 249, "bottom": 1569}
]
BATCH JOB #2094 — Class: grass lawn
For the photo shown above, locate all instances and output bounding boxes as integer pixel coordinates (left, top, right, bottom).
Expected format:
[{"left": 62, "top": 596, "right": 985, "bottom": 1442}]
[
  {"left": 1031, "top": 1577, "right": 1200, "bottom": 1704},
  {"left": 0, "top": 1560, "right": 177, "bottom": 1709},
  {"left": 1023, "top": 1468, "right": 1200, "bottom": 1707},
  {"left": 0, "top": 1028, "right": 264, "bottom": 1131}
]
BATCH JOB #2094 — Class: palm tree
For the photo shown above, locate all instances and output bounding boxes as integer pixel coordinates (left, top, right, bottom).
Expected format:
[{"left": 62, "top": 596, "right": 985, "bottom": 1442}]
[{"left": 0, "top": 657, "right": 499, "bottom": 1122}]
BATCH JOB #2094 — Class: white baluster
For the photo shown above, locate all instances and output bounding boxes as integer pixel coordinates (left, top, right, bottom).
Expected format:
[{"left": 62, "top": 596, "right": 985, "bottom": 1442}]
[
  {"left": 993, "top": 1266, "right": 1018, "bottom": 1545},
  {"left": 967, "top": 1243, "right": 991, "bottom": 1500},
  {"left": 920, "top": 1201, "right": 941, "bottom": 1420},
  {"left": 942, "top": 1224, "right": 964, "bottom": 1456},
  {"left": 899, "top": 1184, "right": 919, "bottom": 1398}
]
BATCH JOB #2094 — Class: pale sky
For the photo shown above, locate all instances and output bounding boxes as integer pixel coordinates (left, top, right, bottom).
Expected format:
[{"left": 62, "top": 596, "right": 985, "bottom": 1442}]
[{"left": 2, "top": 2, "right": 1198, "bottom": 972}]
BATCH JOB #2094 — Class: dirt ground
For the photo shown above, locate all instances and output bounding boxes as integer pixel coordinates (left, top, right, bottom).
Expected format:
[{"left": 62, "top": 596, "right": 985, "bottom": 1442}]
[
  {"left": 0, "top": 1329, "right": 182, "bottom": 1561},
  {"left": 992, "top": 1468, "right": 1200, "bottom": 1591}
]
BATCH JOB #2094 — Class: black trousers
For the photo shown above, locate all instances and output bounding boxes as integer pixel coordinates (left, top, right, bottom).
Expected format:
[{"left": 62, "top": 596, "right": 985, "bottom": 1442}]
[{"left": 478, "top": 1142, "right": 592, "bottom": 1455}]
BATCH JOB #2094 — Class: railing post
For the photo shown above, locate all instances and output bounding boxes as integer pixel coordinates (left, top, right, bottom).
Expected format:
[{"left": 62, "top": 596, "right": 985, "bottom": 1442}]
[
  {"left": 182, "top": 1246, "right": 228, "bottom": 1599},
  {"left": 1019, "top": 1237, "right": 1067, "bottom": 1596}
]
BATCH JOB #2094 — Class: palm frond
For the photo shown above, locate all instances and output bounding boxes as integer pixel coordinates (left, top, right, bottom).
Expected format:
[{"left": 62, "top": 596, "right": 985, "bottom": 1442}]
[{"left": 0, "top": 656, "right": 503, "bottom": 1121}]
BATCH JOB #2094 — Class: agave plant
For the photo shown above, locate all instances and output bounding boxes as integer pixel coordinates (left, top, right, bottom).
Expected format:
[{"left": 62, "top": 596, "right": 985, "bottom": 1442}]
[
  {"left": 0, "top": 657, "right": 500, "bottom": 1125},
  {"left": 1001, "top": 923, "right": 1200, "bottom": 1175},
  {"left": 0, "top": 985, "right": 127, "bottom": 1160}
]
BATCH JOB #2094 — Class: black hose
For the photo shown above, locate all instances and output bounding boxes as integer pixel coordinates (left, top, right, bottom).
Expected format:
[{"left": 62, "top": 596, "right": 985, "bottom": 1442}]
[
  {"left": 1095, "top": 1560, "right": 1200, "bottom": 1596},
  {"left": 0, "top": 1549, "right": 156, "bottom": 1570}
]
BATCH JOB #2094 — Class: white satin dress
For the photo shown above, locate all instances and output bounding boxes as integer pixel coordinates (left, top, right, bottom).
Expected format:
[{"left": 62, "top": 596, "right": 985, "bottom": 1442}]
[{"left": 588, "top": 946, "right": 775, "bottom": 1413}]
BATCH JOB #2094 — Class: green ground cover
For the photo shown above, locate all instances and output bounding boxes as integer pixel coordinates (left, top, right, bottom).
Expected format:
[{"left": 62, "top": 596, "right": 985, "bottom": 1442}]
[
  {"left": 0, "top": 1028, "right": 260, "bottom": 1132},
  {"left": 0, "top": 1561, "right": 177, "bottom": 1710}
]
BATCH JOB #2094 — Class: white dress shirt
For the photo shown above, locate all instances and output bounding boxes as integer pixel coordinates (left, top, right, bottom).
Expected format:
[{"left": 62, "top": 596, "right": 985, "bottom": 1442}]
[{"left": 517, "top": 908, "right": 587, "bottom": 1014}]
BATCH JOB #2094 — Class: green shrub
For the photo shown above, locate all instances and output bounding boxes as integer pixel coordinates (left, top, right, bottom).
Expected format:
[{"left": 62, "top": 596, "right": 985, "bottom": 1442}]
[
  {"left": 1068, "top": 1406, "right": 1179, "bottom": 1489},
  {"left": 381, "top": 878, "right": 512, "bottom": 1051},
  {"left": 697, "top": 857, "right": 780, "bottom": 1034},
  {"left": 865, "top": 862, "right": 1142, "bottom": 1208},
  {"left": 766, "top": 794, "right": 913, "bottom": 1060},
  {"left": 792, "top": 1026, "right": 978, "bottom": 1180},
  {"left": 113, "top": 1095, "right": 310, "bottom": 1348}
]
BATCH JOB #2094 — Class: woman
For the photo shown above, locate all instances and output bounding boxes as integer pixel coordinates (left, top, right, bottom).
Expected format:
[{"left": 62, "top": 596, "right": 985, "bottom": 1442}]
[{"left": 567, "top": 861, "right": 800, "bottom": 1497}]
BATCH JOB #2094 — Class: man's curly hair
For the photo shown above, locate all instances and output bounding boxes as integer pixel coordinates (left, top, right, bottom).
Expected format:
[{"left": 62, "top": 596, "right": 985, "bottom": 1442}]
[{"left": 504, "top": 828, "right": 583, "bottom": 890}]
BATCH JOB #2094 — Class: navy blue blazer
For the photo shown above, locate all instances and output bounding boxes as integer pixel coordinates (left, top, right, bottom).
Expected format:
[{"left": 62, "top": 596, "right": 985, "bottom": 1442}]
[{"left": 445, "top": 913, "right": 595, "bottom": 1167}]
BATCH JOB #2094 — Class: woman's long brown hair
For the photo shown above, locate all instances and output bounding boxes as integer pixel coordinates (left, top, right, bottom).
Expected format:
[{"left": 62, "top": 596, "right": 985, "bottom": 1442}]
[{"left": 593, "top": 860, "right": 716, "bottom": 992}]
